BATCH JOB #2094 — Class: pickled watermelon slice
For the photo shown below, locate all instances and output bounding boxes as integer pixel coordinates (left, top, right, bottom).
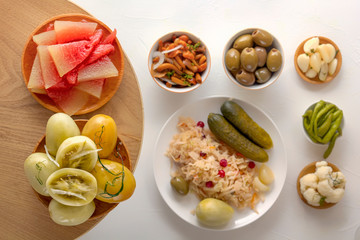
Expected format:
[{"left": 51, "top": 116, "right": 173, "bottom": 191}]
[
  {"left": 77, "top": 56, "right": 118, "bottom": 82},
  {"left": 46, "top": 87, "right": 89, "bottom": 116},
  {"left": 33, "top": 30, "right": 57, "bottom": 45},
  {"left": 27, "top": 20, "right": 119, "bottom": 115},
  {"left": 28, "top": 54, "right": 46, "bottom": 94},
  {"left": 75, "top": 79, "right": 105, "bottom": 99},
  {"left": 48, "top": 40, "right": 93, "bottom": 77},
  {"left": 54, "top": 20, "right": 97, "bottom": 43},
  {"left": 37, "top": 45, "right": 62, "bottom": 89}
]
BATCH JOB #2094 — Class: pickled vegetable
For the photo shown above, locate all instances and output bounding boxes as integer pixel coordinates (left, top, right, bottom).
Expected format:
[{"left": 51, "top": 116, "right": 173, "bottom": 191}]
[
  {"left": 195, "top": 198, "right": 234, "bottom": 227},
  {"left": 82, "top": 114, "right": 118, "bottom": 158},
  {"left": 170, "top": 176, "right": 189, "bottom": 195},
  {"left": 56, "top": 135, "right": 98, "bottom": 172},
  {"left": 49, "top": 199, "right": 95, "bottom": 226},
  {"left": 91, "top": 159, "right": 136, "bottom": 203},
  {"left": 207, "top": 113, "right": 268, "bottom": 162},
  {"left": 258, "top": 164, "right": 274, "bottom": 185},
  {"left": 45, "top": 113, "right": 80, "bottom": 156},
  {"left": 221, "top": 100, "right": 273, "bottom": 149},
  {"left": 302, "top": 100, "right": 343, "bottom": 158},
  {"left": 46, "top": 168, "right": 97, "bottom": 206},
  {"left": 24, "top": 153, "right": 59, "bottom": 196}
]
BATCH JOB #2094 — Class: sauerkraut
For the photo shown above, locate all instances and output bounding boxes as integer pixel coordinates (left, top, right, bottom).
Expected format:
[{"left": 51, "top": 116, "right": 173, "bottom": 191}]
[{"left": 166, "top": 117, "right": 260, "bottom": 209}]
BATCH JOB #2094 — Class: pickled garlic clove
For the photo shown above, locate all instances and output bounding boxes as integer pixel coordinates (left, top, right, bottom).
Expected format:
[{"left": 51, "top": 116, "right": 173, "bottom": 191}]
[
  {"left": 310, "top": 52, "right": 321, "bottom": 73},
  {"left": 305, "top": 69, "right": 318, "bottom": 78},
  {"left": 253, "top": 176, "right": 270, "bottom": 192},
  {"left": 328, "top": 58, "right": 338, "bottom": 75},
  {"left": 303, "top": 37, "right": 319, "bottom": 54},
  {"left": 318, "top": 43, "right": 336, "bottom": 63},
  {"left": 297, "top": 53, "right": 310, "bottom": 73},
  {"left": 319, "top": 61, "right": 329, "bottom": 81}
]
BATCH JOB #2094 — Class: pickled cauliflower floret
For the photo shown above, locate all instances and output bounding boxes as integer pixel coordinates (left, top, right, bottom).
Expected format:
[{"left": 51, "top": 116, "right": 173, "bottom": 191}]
[
  {"left": 299, "top": 173, "right": 318, "bottom": 193},
  {"left": 315, "top": 161, "right": 332, "bottom": 180},
  {"left": 317, "top": 179, "right": 345, "bottom": 203},
  {"left": 303, "top": 188, "right": 322, "bottom": 207},
  {"left": 299, "top": 161, "right": 346, "bottom": 206}
]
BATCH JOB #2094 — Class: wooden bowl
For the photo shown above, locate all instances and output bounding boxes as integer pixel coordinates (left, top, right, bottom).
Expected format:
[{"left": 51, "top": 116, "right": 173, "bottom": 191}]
[
  {"left": 21, "top": 13, "right": 125, "bottom": 115},
  {"left": 33, "top": 119, "right": 132, "bottom": 220},
  {"left": 296, "top": 161, "right": 340, "bottom": 209},
  {"left": 294, "top": 36, "right": 342, "bottom": 84}
]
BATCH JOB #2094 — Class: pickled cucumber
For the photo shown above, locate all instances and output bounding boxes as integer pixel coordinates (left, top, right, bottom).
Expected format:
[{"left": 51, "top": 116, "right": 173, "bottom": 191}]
[
  {"left": 207, "top": 113, "right": 268, "bottom": 162},
  {"left": 221, "top": 100, "right": 273, "bottom": 149}
]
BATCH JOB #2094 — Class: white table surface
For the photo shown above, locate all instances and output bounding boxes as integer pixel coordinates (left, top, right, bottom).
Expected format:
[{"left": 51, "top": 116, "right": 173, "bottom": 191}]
[{"left": 70, "top": 0, "right": 360, "bottom": 239}]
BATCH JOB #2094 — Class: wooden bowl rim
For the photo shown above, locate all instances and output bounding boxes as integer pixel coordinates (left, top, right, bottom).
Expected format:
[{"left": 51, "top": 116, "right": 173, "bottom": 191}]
[
  {"left": 33, "top": 119, "right": 132, "bottom": 221},
  {"left": 294, "top": 36, "right": 342, "bottom": 84},
  {"left": 21, "top": 13, "right": 125, "bottom": 115},
  {"left": 296, "top": 161, "right": 340, "bottom": 209}
]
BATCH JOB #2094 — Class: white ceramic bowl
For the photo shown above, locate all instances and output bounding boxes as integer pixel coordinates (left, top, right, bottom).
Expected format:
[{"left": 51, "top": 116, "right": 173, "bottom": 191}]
[
  {"left": 223, "top": 28, "right": 284, "bottom": 90},
  {"left": 148, "top": 31, "right": 211, "bottom": 93}
]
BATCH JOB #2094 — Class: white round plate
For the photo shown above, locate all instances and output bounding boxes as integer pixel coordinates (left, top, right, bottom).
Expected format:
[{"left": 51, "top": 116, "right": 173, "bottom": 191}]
[{"left": 153, "top": 96, "right": 287, "bottom": 230}]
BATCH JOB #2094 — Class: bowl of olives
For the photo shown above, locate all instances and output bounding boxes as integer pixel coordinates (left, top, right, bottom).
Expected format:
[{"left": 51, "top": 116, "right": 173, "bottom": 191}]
[{"left": 223, "top": 28, "right": 284, "bottom": 90}]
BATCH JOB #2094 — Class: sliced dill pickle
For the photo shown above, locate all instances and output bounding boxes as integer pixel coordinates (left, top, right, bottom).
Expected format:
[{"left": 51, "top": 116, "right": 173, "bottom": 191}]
[
  {"left": 207, "top": 113, "right": 268, "bottom": 162},
  {"left": 220, "top": 100, "right": 273, "bottom": 149}
]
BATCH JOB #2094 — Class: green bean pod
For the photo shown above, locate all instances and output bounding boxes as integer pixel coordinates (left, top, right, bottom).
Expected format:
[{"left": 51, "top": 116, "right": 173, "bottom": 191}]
[
  {"left": 323, "top": 131, "right": 340, "bottom": 159},
  {"left": 317, "top": 113, "right": 333, "bottom": 138},
  {"left": 320, "top": 110, "right": 342, "bottom": 144}
]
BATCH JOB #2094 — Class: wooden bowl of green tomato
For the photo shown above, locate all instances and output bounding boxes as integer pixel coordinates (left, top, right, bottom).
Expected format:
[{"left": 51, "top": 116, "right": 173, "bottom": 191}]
[{"left": 24, "top": 113, "right": 135, "bottom": 226}]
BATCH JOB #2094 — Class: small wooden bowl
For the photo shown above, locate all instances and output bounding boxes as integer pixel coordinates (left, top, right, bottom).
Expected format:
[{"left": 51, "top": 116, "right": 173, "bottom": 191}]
[
  {"left": 294, "top": 36, "right": 342, "bottom": 84},
  {"left": 21, "top": 13, "right": 125, "bottom": 115},
  {"left": 297, "top": 161, "right": 340, "bottom": 209},
  {"left": 33, "top": 119, "right": 132, "bottom": 220}
]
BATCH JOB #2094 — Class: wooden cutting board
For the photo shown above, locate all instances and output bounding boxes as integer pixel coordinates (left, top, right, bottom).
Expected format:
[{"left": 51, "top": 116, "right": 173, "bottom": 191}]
[{"left": 0, "top": 0, "right": 143, "bottom": 239}]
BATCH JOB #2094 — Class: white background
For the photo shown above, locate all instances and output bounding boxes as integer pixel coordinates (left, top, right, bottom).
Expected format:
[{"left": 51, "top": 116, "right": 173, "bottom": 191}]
[{"left": 70, "top": 0, "right": 360, "bottom": 239}]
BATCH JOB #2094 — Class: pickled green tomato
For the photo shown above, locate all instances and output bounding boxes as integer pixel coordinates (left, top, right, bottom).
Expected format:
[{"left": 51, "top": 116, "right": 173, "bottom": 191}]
[
  {"left": 45, "top": 113, "right": 80, "bottom": 156},
  {"left": 195, "top": 198, "right": 234, "bottom": 227},
  {"left": 49, "top": 199, "right": 95, "bottom": 226},
  {"left": 24, "top": 153, "right": 59, "bottom": 196},
  {"left": 46, "top": 168, "right": 97, "bottom": 206},
  {"left": 55, "top": 135, "right": 98, "bottom": 172}
]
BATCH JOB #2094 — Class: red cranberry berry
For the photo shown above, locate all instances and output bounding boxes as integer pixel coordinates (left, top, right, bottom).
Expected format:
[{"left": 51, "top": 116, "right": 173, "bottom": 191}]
[
  {"left": 205, "top": 181, "right": 214, "bottom": 188},
  {"left": 218, "top": 170, "right": 225, "bottom": 178},
  {"left": 248, "top": 161, "right": 256, "bottom": 169},
  {"left": 219, "top": 159, "right": 228, "bottom": 167},
  {"left": 200, "top": 151, "right": 207, "bottom": 158},
  {"left": 196, "top": 121, "right": 205, "bottom": 128}
]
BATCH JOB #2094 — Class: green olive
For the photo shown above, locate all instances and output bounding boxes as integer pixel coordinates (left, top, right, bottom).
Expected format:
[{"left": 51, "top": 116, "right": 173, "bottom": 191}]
[
  {"left": 252, "top": 29, "right": 273, "bottom": 47},
  {"left": 236, "top": 69, "right": 255, "bottom": 86},
  {"left": 233, "top": 34, "right": 253, "bottom": 52},
  {"left": 266, "top": 48, "right": 282, "bottom": 72},
  {"left": 225, "top": 48, "right": 241, "bottom": 72},
  {"left": 195, "top": 198, "right": 234, "bottom": 227},
  {"left": 255, "top": 67, "right": 272, "bottom": 84},
  {"left": 255, "top": 46, "right": 267, "bottom": 67},
  {"left": 170, "top": 176, "right": 189, "bottom": 195},
  {"left": 240, "top": 48, "right": 258, "bottom": 72}
]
